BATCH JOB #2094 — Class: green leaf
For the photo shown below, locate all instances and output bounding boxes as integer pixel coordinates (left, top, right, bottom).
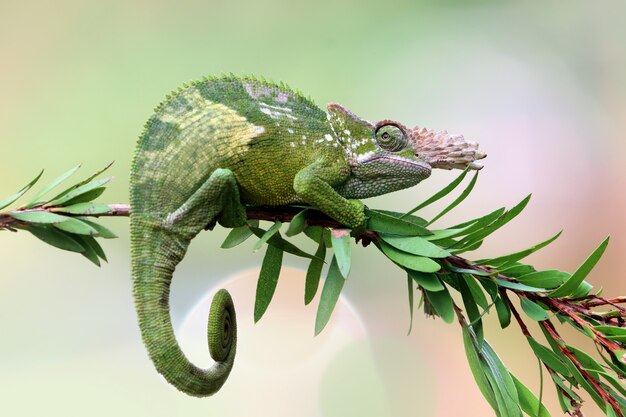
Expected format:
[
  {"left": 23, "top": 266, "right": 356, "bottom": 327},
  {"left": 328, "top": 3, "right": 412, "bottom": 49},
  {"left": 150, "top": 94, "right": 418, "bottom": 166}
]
[
  {"left": 0, "top": 170, "right": 43, "bottom": 210},
  {"left": 26, "top": 224, "right": 85, "bottom": 253},
  {"left": 453, "top": 194, "right": 532, "bottom": 252},
  {"left": 527, "top": 337, "right": 570, "bottom": 376},
  {"left": 379, "top": 241, "right": 441, "bottom": 273},
  {"left": 408, "top": 270, "right": 444, "bottom": 292},
  {"left": 331, "top": 230, "right": 351, "bottom": 278},
  {"left": 303, "top": 226, "right": 323, "bottom": 244},
  {"left": 427, "top": 170, "right": 479, "bottom": 226},
  {"left": 221, "top": 225, "right": 253, "bottom": 249},
  {"left": 465, "top": 275, "right": 489, "bottom": 309},
  {"left": 47, "top": 162, "right": 113, "bottom": 203},
  {"left": 548, "top": 237, "right": 610, "bottom": 298},
  {"left": 76, "top": 235, "right": 107, "bottom": 262},
  {"left": 478, "top": 231, "right": 562, "bottom": 268},
  {"left": 315, "top": 256, "right": 346, "bottom": 335},
  {"left": 593, "top": 326, "right": 626, "bottom": 337},
  {"left": 495, "top": 279, "right": 545, "bottom": 293},
  {"left": 520, "top": 298, "right": 550, "bottom": 321},
  {"left": 499, "top": 264, "right": 536, "bottom": 278},
  {"left": 511, "top": 375, "right": 552, "bottom": 417},
  {"left": 57, "top": 187, "right": 106, "bottom": 205},
  {"left": 46, "top": 177, "right": 111, "bottom": 206},
  {"left": 516, "top": 270, "right": 570, "bottom": 289},
  {"left": 481, "top": 341, "right": 523, "bottom": 417},
  {"left": 77, "top": 217, "right": 117, "bottom": 238},
  {"left": 404, "top": 166, "right": 470, "bottom": 216},
  {"left": 441, "top": 207, "right": 506, "bottom": 240},
  {"left": 424, "top": 287, "right": 455, "bottom": 324},
  {"left": 366, "top": 209, "right": 432, "bottom": 236},
  {"left": 495, "top": 295, "right": 512, "bottom": 328},
  {"left": 380, "top": 234, "right": 450, "bottom": 258},
  {"left": 304, "top": 236, "right": 326, "bottom": 305},
  {"left": 53, "top": 217, "right": 98, "bottom": 235},
  {"left": 254, "top": 245, "right": 284, "bottom": 322},
  {"left": 462, "top": 326, "right": 499, "bottom": 412},
  {"left": 9, "top": 210, "right": 68, "bottom": 224},
  {"left": 372, "top": 209, "right": 428, "bottom": 226},
  {"left": 460, "top": 278, "right": 483, "bottom": 345},
  {"left": 407, "top": 274, "right": 415, "bottom": 335},
  {"left": 253, "top": 221, "right": 282, "bottom": 251},
  {"left": 73, "top": 235, "right": 101, "bottom": 266},
  {"left": 26, "top": 164, "right": 81, "bottom": 208},
  {"left": 251, "top": 226, "right": 317, "bottom": 260},
  {"left": 285, "top": 209, "right": 308, "bottom": 237},
  {"left": 51, "top": 202, "right": 112, "bottom": 215}
]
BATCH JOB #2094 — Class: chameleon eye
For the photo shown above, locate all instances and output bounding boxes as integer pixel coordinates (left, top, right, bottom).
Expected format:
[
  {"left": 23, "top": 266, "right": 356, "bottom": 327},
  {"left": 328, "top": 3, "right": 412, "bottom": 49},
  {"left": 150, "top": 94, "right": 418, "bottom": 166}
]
[{"left": 375, "top": 124, "right": 406, "bottom": 152}]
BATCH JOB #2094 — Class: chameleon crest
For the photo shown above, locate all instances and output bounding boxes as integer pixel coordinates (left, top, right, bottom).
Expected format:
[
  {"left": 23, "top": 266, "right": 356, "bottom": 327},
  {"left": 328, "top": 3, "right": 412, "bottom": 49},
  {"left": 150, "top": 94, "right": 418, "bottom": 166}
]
[{"left": 130, "top": 75, "right": 485, "bottom": 396}]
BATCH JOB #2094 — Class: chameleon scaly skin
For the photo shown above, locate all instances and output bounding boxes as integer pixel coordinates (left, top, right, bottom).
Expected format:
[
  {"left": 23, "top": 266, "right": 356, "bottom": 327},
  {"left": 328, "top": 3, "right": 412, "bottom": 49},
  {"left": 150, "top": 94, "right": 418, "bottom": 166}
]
[{"left": 130, "top": 75, "right": 485, "bottom": 396}]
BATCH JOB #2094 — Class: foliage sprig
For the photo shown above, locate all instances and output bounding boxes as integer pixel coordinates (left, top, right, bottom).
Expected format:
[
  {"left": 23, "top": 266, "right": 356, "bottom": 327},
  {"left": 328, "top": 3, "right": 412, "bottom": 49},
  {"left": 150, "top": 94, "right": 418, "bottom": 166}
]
[{"left": 2, "top": 166, "right": 625, "bottom": 416}]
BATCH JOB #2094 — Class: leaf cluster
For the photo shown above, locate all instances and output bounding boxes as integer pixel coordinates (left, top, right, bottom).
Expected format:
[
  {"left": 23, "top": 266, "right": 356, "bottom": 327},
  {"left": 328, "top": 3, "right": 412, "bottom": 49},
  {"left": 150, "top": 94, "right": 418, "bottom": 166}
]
[{"left": 0, "top": 164, "right": 117, "bottom": 266}]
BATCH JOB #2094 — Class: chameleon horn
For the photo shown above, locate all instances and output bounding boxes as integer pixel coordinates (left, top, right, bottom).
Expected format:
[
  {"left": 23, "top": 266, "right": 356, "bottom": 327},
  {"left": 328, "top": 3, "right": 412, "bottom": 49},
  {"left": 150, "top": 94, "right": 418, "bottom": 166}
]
[{"left": 409, "top": 126, "right": 486, "bottom": 170}]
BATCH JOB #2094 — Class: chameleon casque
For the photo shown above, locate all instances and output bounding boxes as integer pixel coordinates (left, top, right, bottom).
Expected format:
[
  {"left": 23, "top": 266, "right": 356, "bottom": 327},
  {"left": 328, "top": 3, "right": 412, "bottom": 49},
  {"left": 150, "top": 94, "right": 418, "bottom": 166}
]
[{"left": 130, "top": 75, "right": 486, "bottom": 396}]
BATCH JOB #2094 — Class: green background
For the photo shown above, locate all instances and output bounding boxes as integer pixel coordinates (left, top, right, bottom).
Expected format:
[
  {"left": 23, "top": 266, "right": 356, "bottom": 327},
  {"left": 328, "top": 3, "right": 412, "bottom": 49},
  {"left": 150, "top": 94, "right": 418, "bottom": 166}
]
[{"left": 1, "top": 1, "right": 625, "bottom": 416}]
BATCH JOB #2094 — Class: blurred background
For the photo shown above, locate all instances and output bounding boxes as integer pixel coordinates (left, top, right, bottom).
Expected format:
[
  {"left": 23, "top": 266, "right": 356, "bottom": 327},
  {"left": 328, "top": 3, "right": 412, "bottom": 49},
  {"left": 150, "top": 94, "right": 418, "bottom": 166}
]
[{"left": 1, "top": 1, "right": 625, "bottom": 416}]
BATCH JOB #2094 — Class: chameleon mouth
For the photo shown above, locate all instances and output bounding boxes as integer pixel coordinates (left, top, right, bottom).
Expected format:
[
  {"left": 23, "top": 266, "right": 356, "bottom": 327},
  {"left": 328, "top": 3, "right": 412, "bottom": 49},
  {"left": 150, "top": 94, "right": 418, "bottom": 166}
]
[{"left": 355, "top": 152, "right": 431, "bottom": 169}]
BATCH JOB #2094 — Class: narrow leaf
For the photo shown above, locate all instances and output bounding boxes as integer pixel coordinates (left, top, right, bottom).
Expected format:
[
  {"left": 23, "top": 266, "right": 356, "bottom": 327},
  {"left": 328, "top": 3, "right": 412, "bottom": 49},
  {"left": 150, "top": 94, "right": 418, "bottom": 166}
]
[
  {"left": 304, "top": 236, "right": 326, "bottom": 305},
  {"left": 76, "top": 235, "right": 107, "bottom": 262},
  {"left": 379, "top": 241, "right": 441, "bottom": 273},
  {"left": 367, "top": 209, "right": 432, "bottom": 236},
  {"left": 407, "top": 274, "right": 415, "bottom": 335},
  {"left": 53, "top": 217, "right": 98, "bottom": 235},
  {"left": 408, "top": 270, "right": 444, "bottom": 292},
  {"left": 478, "top": 231, "right": 562, "bottom": 268},
  {"left": 27, "top": 224, "right": 85, "bottom": 253},
  {"left": 427, "top": 171, "right": 479, "bottom": 226},
  {"left": 516, "top": 270, "right": 570, "bottom": 289},
  {"left": 495, "top": 279, "right": 545, "bottom": 293},
  {"left": 549, "top": 237, "right": 610, "bottom": 298},
  {"left": 0, "top": 170, "right": 43, "bottom": 210},
  {"left": 73, "top": 235, "right": 101, "bottom": 266},
  {"left": 251, "top": 227, "right": 317, "bottom": 259},
  {"left": 57, "top": 187, "right": 106, "bottom": 205},
  {"left": 527, "top": 337, "right": 570, "bottom": 376},
  {"left": 46, "top": 177, "right": 111, "bottom": 206},
  {"left": 381, "top": 234, "right": 450, "bottom": 258},
  {"left": 47, "top": 162, "right": 113, "bottom": 203},
  {"left": 221, "top": 225, "right": 253, "bottom": 249},
  {"left": 253, "top": 221, "right": 282, "bottom": 251},
  {"left": 495, "top": 295, "right": 512, "bottom": 328},
  {"left": 254, "top": 245, "right": 284, "bottom": 322},
  {"left": 404, "top": 166, "right": 470, "bottom": 216},
  {"left": 520, "top": 298, "right": 550, "bottom": 321},
  {"left": 315, "top": 256, "right": 346, "bottom": 335},
  {"left": 26, "top": 164, "right": 81, "bottom": 208},
  {"left": 462, "top": 326, "right": 500, "bottom": 412},
  {"left": 331, "top": 229, "right": 351, "bottom": 278},
  {"left": 10, "top": 210, "right": 68, "bottom": 224},
  {"left": 52, "top": 202, "right": 112, "bottom": 215},
  {"left": 453, "top": 194, "right": 532, "bottom": 252},
  {"left": 511, "top": 375, "right": 552, "bottom": 417},
  {"left": 285, "top": 209, "right": 308, "bottom": 237},
  {"left": 77, "top": 217, "right": 117, "bottom": 239}
]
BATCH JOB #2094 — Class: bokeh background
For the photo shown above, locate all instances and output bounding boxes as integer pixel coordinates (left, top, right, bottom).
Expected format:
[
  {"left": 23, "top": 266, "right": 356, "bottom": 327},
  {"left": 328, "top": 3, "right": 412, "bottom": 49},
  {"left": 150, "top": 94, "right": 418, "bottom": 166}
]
[{"left": 1, "top": 1, "right": 625, "bottom": 416}]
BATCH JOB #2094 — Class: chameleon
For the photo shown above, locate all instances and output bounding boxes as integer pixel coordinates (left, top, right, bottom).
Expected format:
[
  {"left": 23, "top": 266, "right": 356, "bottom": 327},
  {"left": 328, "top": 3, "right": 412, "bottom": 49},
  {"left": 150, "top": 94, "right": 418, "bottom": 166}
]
[{"left": 130, "top": 75, "right": 486, "bottom": 397}]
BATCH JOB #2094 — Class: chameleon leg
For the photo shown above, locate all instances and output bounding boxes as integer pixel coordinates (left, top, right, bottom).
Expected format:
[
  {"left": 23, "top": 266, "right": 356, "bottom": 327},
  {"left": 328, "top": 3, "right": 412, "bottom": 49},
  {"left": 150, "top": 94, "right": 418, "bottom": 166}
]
[
  {"left": 131, "top": 168, "right": 246, "bottom": 397},
  {"left": 293, "top": 162, "right": 366, "bottom": 229}
]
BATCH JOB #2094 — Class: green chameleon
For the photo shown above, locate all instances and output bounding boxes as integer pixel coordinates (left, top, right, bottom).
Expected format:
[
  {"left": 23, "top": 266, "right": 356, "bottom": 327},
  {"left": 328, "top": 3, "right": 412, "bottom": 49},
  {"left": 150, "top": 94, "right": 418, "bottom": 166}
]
[{"left": 130, "top": 75, "right": 486, "bottom": 396}]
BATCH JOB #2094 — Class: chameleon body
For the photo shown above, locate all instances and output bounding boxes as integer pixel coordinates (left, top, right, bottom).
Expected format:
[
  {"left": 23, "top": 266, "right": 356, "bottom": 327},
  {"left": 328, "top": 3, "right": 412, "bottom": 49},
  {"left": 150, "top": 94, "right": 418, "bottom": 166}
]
[{"left": 130, "top": 75, "right": 485, "bottom": 396}]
